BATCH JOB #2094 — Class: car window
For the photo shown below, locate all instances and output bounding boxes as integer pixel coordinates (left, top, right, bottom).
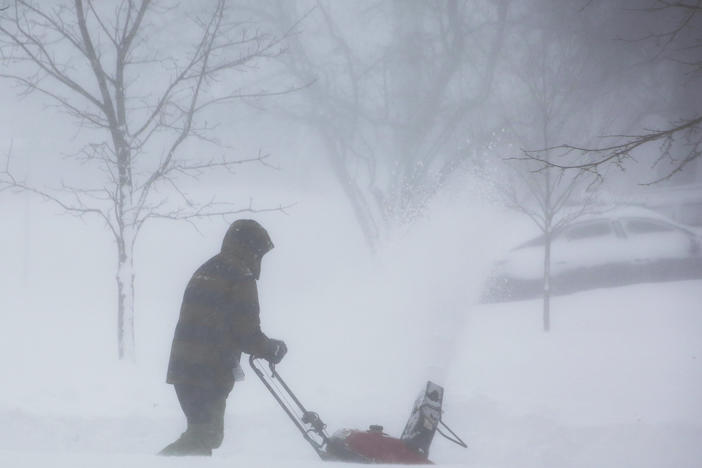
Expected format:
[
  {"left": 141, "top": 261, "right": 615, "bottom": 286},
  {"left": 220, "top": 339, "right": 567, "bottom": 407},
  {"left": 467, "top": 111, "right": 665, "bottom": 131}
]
[
  {"left": 562, "top": 221, "right": 612, "bottom": 241},
  {"left": 623, "top": 219, "right": 676, "bottom": 235}
]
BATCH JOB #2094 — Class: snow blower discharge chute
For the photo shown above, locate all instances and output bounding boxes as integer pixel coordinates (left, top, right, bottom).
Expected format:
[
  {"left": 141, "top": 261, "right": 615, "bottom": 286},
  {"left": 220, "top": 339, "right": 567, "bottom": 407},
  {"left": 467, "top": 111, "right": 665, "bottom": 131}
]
[{"left": 249, "top": 355, "right": 467, "bottom": 464}]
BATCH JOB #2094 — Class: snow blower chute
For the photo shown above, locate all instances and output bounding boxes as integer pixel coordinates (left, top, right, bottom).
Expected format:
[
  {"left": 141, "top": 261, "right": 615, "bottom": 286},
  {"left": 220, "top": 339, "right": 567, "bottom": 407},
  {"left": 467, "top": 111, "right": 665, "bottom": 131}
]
[{"left": 249, "top": 355, "right": 466, "bottom": 464}]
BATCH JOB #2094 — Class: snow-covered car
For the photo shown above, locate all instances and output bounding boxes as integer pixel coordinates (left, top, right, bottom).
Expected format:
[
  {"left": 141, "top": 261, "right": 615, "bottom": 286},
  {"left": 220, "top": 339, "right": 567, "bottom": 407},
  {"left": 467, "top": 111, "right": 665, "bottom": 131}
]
[{"left": 483, "top": 207, "right": 702, "bottom": 301}]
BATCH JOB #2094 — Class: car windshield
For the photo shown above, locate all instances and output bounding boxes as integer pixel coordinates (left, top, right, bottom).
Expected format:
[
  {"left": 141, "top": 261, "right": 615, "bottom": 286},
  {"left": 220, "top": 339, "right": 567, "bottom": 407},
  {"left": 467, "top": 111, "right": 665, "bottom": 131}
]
[
  {"left": 623, "top": 218, "right": 676, "bottom": 235},
  {"left": 513, "top": 220, "right": 614, "bottom": 249},
  {"left": 562, "top": 220, "right": 612, "bottom": 241}
]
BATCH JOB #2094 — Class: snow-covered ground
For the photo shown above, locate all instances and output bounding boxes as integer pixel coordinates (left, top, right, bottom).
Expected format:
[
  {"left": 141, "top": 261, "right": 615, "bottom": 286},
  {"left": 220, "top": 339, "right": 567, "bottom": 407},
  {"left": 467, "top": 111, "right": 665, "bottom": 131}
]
[
  {"left": 1, "top": 271, "right": 700, "bottom": 467},
  {"left": 1, "top": 182, "right": 701, "bottom": 468}
]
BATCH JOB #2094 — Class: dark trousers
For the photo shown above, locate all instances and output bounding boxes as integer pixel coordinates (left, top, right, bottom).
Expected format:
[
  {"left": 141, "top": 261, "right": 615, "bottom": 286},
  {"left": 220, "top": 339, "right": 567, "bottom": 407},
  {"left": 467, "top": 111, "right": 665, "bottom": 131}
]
[{"left": 174, "top": 383, "right": 231, "bottom": 449}]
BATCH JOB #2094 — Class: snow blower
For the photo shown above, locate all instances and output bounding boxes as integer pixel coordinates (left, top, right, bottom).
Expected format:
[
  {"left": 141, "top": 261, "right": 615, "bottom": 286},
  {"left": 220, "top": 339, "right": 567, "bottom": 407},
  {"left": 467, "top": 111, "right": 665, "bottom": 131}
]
[{"left": 249, "top": 355, "right": 467, "bottom": 464}]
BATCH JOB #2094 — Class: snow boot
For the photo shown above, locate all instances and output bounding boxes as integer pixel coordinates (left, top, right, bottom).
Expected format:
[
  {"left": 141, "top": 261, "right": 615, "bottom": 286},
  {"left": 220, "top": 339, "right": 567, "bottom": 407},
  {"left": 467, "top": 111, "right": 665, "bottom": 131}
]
[{"left": 158, "top": 425, "right": 214, "bottom": 456}]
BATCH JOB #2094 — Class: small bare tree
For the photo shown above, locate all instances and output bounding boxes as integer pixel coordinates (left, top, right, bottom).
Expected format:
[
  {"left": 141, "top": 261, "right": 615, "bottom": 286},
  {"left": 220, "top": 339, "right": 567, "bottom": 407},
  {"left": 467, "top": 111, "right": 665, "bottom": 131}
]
[
  {"left": 0, "top": 0, "right": 291, "bottom": 360},
  {"left": 492, "top": 1, "right": 606, "bottom": 330}
]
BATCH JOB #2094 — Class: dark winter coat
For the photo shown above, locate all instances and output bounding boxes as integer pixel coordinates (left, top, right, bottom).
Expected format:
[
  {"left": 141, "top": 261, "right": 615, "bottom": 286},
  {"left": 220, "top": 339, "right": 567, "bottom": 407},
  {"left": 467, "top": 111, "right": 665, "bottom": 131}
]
[{"left": 166, "top": 242, "right": 271, "bottom": 390}]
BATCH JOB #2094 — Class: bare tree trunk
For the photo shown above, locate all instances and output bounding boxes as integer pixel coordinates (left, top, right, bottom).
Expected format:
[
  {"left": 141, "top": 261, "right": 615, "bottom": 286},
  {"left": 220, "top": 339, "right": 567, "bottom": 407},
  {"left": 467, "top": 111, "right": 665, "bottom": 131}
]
[
  {"left": 543, "top": 229, "right": 551, "bottom": 332},
  {"left": 542, "top": 116, "right": 552, "bottom": 332},
  {"left": 114, "top": 124, "right": 135, "bottom": 358},
  {"left": 320, "top": 131, "right": 380, "bottom": 252},
  {"left": 116, "top": 227, "right": 136, "bottom": 361}
]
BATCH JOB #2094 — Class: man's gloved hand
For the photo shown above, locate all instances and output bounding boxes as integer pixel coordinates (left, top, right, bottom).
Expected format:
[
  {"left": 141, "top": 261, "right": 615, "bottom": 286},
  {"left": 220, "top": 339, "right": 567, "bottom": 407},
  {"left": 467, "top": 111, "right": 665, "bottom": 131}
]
[{"left": 265, "top": 338, "right": 287, "bottom": 365}]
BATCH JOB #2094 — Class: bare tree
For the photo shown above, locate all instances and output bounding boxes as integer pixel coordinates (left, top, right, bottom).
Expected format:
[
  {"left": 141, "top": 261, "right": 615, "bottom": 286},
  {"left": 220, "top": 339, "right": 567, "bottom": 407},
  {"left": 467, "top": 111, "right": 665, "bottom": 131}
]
[
  {"left": 0, "top": 0, "right": 292, "bottom": 360},
  {"left": 490, "top": 1, "right": 606, "bottom": 330},
  {"left": 253, "top": 0, "right": 509, "bottom": 250},
  {"left": 527, "top": 0, "right": 702, "bottom": 183}
]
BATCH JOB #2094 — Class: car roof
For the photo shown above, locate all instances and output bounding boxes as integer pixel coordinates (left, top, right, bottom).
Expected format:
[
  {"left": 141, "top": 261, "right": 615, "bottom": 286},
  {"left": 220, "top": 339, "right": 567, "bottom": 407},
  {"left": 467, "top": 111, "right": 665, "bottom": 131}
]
[
  {"left": 577, "top": 205, "right": 673, "bottom": 223},
  {"left": 578, "top": 205, "right": 700, "bottom": 233}
]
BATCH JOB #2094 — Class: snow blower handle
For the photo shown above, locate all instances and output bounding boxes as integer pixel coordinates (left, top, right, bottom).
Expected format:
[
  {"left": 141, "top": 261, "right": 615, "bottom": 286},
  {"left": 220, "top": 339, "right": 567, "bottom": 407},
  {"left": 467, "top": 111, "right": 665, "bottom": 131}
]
[
  {"left": 301, "top": 411, "right": 326, "bottom": 434},
  {"left": 249, "top": 355, "right": 331, "bottom": 460}
]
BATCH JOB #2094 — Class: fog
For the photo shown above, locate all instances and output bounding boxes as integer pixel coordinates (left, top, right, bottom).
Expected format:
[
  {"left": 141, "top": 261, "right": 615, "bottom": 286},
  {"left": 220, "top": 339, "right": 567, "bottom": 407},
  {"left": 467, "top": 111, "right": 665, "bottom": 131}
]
[{"left": 0, "top": 1, "right": 701, "bottom": 467}]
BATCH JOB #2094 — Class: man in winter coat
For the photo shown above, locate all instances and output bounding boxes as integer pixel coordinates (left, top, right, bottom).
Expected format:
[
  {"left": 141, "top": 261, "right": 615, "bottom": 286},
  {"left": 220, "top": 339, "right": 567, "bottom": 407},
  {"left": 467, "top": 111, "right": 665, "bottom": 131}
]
[{"left": 159, "top": 219, "right": 287, "bottom": 456}]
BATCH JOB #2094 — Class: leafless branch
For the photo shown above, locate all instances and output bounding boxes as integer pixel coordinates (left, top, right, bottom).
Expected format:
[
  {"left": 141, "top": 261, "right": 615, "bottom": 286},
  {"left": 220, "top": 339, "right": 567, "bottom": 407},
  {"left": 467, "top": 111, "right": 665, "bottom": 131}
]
[
  {"left": 1, "top": 151, "right": 119, "bottom": 239},
  {"left": 627, "top": 0, "right": 702, "bottom": 54},
  {"left": 0, "top": 3, "right": 105, "bottom": 110},
  {"left": 523, "top": 115, "right": 702, "bottom": 184}
]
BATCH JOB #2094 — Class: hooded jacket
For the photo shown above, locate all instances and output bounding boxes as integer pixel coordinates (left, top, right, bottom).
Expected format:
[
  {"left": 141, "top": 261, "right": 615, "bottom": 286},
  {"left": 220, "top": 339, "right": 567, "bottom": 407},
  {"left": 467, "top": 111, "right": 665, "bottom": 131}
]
[{"left": 166, "top": 223, "right": 273, "bottom": 390}]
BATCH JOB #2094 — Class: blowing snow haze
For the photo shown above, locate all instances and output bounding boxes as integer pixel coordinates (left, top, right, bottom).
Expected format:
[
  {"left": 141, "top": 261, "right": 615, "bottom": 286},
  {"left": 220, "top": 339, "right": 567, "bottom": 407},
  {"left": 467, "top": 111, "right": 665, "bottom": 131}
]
[{"left": 0, "top": 1, "right": 701, "bottom": 467}]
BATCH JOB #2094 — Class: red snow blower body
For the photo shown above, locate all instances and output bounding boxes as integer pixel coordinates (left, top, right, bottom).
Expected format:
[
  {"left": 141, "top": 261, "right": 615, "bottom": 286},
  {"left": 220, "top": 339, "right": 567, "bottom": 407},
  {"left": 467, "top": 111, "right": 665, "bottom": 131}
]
[{"left": 249, "top": 356, "right": 466, "bottom": 464}]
